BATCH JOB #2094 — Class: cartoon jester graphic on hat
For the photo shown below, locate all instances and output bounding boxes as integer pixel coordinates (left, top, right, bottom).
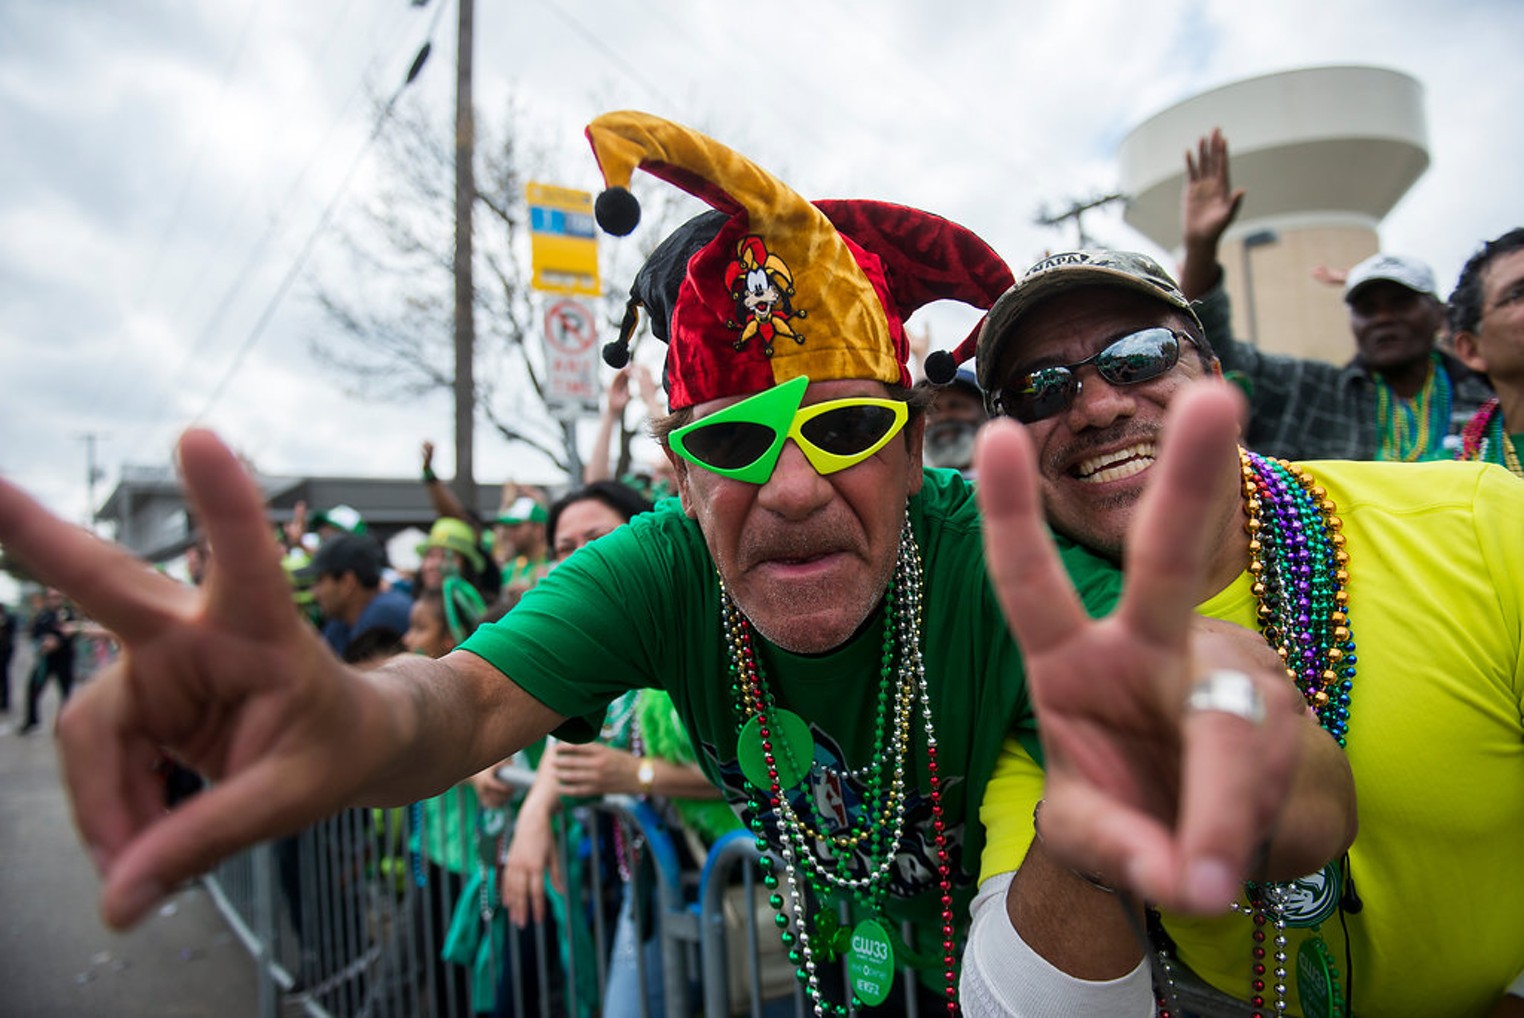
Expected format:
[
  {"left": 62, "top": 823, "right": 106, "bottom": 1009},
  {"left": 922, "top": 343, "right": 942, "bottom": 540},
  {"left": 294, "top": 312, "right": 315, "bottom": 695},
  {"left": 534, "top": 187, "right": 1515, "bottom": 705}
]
[
  {"left": 563, "top": 110, "right": 1127, "bottom": 1014},
  {"left": 726, "top": 234, "right": 805, "bottom": 354}
]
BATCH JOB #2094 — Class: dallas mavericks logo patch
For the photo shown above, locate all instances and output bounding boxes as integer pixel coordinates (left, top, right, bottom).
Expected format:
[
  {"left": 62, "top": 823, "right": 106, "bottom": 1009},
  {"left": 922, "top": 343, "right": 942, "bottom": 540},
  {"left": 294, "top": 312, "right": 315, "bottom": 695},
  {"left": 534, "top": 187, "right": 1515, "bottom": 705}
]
[{"left": 1249, "top": 861, "right": 1342, "bottom": 928}]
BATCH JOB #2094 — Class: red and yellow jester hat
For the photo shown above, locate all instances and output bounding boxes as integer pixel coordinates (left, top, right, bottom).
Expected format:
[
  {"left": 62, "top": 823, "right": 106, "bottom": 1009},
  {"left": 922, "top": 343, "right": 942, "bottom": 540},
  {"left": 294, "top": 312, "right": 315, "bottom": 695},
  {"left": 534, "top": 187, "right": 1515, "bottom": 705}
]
[{"left": 586, "top": 111, "right": 1013, "bottom": 411}]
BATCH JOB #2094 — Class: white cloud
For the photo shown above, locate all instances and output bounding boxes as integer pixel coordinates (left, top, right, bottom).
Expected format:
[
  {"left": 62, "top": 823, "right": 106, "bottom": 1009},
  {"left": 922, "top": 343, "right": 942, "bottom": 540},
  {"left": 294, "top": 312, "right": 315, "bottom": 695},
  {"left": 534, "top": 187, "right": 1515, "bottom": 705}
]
[{"left": 2, "top": 0, "right": 1522, "bottom": 529}]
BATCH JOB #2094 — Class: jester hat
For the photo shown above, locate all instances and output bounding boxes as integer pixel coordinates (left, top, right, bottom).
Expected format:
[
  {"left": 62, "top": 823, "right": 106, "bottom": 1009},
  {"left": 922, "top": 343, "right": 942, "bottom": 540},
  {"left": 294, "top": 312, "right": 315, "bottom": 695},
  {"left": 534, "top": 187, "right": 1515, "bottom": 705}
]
[{"left": 586, "top": 111, "right": 1013, "bottom": 411}]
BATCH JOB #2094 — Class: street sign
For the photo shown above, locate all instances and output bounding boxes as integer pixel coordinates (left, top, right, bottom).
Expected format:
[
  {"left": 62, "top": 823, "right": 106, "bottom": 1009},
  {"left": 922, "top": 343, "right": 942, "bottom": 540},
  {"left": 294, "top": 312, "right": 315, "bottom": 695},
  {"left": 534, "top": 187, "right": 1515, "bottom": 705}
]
[
  {"left": 542, "top": 296, "right": 600, "bottom": 415},
  {"left": 527, "top": 182, "right": 600, "bottom": 296}
]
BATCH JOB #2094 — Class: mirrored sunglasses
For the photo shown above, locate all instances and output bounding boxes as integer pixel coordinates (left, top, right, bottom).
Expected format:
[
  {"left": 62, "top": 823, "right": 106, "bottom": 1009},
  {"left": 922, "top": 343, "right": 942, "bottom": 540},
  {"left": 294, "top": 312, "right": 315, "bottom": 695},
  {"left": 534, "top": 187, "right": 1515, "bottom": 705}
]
[
  {"left": 670, "top": 375, "right": 909, "bottom": 484},
  {"left": 992, "top": 327, "right": 1197, "bottom": 424}
]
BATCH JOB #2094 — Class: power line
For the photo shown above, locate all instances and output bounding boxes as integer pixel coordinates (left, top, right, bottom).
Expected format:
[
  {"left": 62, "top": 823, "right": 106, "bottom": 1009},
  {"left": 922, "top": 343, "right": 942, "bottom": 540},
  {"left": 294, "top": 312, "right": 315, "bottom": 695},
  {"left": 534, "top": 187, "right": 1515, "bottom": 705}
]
[
  {"left": 118, "top": 1, "right": 446, "bottom": 458},
  {"left": 532, "top": 0, "right": 685, "bottom": 113},
  {"left": 156, "top": 0, "right": 372, "bottom": 334},
  {"left": 1035, "top": 193, "right": 1128, "bottom": 249},
  {"left": 130, "top": 0, "right": 264, "bottom": 310},
  {"left": 74, "top": 0, "right": 264, "bottom": 419},
  {"left": 190, "top": 6, "right": 448, "bottom": 425}
]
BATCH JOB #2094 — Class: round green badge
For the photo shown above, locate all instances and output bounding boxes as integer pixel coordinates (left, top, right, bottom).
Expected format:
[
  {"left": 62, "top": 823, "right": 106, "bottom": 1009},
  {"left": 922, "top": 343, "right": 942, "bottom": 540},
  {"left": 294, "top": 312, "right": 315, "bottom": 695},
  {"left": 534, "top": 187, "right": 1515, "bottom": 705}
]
[
  {"left": 1296, "top": 936, "right": 1346, "bottom": 1018},
  {"left": 846, "top": 918, "right": 895, "bottom": 1007},
  {"left": 737, "top": 709, "right": 814, "bottom": 790}
]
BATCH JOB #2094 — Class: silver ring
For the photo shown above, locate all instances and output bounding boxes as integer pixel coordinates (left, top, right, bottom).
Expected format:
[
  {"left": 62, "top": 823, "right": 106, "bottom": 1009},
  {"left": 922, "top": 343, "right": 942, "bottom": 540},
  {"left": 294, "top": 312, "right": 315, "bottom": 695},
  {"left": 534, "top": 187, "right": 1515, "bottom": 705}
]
[{"left": 1185, "top": 669, "right": 1266, "bottom": 726}]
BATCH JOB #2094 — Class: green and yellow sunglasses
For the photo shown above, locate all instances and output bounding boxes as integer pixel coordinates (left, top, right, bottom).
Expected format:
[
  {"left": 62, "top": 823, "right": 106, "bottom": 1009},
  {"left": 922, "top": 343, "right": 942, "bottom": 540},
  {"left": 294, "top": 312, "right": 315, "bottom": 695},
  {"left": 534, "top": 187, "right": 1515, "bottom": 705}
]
[{"left": 669, "top": 375, "right": 910, "bottom": 484}]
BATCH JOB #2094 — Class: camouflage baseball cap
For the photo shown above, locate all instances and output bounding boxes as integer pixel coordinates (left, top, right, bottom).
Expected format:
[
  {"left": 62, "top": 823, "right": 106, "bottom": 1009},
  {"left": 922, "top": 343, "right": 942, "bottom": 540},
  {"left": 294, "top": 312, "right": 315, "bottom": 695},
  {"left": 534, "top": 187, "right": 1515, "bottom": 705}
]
[{"left": 975, "top": 249, "right": 1204, "bottom": 394}]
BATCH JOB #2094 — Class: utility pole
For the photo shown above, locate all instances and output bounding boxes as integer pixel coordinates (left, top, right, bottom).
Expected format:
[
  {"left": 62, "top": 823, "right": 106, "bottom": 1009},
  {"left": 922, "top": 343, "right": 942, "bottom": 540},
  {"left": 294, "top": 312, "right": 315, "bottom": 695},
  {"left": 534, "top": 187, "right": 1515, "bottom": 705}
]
[
  {"left": 1035, "top": 193, "right": 1128, "bottom": 249},
  {"left": 75, "top": 432, "right": 107, "bottom": 533},
  {"left": 451, "top": 0, "right": 478, "bottom": 511}
]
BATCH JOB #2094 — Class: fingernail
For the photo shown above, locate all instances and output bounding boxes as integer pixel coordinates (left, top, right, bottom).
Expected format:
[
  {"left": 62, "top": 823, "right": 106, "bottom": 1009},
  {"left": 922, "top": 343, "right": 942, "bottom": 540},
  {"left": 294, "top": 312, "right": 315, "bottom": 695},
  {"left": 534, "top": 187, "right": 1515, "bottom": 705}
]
[
  {"left": 115, "top": 879, "right": 167, "bottom": 926},
  {"left": 1185, "top": 858, "right": 1238, "bottom": 910}
]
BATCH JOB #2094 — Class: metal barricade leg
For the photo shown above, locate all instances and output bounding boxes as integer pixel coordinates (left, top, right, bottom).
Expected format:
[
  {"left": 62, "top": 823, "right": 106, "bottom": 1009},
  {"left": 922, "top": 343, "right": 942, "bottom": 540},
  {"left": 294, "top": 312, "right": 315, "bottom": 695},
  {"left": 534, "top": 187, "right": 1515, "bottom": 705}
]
[{"left": 251, "top": 841, "right": 280, "bottom": 1018}]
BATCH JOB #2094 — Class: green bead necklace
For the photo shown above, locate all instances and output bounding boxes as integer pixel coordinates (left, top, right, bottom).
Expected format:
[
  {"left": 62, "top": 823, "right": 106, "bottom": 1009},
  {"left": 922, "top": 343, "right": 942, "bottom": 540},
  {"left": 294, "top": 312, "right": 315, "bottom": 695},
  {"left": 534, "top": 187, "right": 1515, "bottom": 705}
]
[{"left": 1373, "top": 352, "right": 1452, "bottom": 462}]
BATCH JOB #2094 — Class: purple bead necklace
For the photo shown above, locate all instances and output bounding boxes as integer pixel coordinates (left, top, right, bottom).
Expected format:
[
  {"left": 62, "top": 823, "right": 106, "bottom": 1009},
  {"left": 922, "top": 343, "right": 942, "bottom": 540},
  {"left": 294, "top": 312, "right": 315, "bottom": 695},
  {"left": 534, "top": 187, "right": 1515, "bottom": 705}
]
[{"left": 1239, "top": 450, "right": 1356, "bottom": 745}]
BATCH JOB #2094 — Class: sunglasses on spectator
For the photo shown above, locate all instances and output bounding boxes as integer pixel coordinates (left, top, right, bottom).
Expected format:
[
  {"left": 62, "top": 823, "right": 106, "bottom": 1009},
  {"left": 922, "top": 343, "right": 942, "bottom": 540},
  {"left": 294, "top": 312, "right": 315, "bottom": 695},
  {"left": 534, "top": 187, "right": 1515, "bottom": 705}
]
[
  {"left": 992, "top": 327, "right": 1199, "bottom": 424},
  {"left": 669, "top": 375, "right": 909, "bottom": 484}
]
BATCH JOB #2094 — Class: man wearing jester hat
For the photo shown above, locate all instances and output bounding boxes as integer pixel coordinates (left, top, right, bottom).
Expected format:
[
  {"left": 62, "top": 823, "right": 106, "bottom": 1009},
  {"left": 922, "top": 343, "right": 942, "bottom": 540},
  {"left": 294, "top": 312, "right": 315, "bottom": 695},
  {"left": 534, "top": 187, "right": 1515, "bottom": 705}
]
[{"left": 0, "top": 112, "right": 1352, "bottom": 1013}]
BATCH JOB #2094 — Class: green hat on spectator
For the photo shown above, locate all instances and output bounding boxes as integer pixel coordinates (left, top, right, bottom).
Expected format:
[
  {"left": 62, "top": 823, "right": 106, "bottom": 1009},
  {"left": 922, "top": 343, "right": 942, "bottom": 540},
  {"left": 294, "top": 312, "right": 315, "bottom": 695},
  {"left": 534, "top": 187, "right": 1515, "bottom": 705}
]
[
  {"left": 495, "top": 496, "right": 548, "bottom": 526},
  {"left": 417, "top": 517, "right": 486, "bottom": 574},
  {"left": 312, "top": 504, "right": 367, "bottom": 535}
]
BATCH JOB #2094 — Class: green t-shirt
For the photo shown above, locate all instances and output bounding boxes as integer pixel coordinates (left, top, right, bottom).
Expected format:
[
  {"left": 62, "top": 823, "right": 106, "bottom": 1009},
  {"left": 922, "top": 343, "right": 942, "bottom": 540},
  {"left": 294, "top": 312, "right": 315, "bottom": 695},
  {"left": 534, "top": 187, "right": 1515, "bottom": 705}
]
[{"left": 463, "top": 467, "right": 1122, "bottom": 970}]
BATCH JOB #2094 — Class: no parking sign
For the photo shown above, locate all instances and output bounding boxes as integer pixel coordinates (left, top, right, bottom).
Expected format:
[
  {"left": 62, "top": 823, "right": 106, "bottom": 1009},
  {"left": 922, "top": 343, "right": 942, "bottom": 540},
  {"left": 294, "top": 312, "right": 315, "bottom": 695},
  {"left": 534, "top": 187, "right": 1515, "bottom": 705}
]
[{"left": 543, "top": 297, "right": 600, "bottom": 416}]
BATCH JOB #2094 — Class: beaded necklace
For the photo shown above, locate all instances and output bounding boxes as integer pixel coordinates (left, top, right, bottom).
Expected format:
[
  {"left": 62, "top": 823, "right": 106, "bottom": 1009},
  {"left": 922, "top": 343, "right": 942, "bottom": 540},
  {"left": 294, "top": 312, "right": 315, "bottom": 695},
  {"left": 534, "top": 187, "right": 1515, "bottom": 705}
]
[
  {"left": 1458, "top": 398, "right": 1524, "bottom": 479},
  {"left": 1226, "top": 451, "right": 1356, "bottom": 1018},
  {"left": 612, "top": 709, "right": 646, "bottom": 884},
  {"left": 1373, "top": 353, "right": 1451, "bottom": 462},
  {"left": 1157, "top": 453, "right": 1359, "bottom": 1017},
  {"left": 1238, "top": 451, "right": 1357, "bottom": 745},
  {"left": 722, "top": 514, "right": 957, "bottom": 1016}
]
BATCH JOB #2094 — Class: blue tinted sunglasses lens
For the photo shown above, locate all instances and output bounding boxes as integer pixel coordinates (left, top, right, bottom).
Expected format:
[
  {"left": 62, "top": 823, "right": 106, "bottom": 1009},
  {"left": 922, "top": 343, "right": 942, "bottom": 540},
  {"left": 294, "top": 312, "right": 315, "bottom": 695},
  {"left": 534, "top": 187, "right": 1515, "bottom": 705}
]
[
  {"left": 1097, "top": 329, "right": 1180, "bottom": 384},
  {"left": 1009, "top": 370, "right": 1080, "bottom": 423}
]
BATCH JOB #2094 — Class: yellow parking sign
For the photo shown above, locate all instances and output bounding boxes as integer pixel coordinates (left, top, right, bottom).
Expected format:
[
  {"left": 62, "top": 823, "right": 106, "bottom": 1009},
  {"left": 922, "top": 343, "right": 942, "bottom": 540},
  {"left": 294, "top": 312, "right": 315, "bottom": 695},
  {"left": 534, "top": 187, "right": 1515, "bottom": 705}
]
[{"left": 527, "top": 182, "right": 600, "bottom": 296}]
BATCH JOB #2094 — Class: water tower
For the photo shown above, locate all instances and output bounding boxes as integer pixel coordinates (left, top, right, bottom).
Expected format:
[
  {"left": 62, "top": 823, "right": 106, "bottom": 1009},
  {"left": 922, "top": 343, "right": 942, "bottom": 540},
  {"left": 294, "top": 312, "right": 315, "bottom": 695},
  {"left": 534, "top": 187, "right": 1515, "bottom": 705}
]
[{"left": 1118, "top": 66, "right": 1429, "bottom": 363}]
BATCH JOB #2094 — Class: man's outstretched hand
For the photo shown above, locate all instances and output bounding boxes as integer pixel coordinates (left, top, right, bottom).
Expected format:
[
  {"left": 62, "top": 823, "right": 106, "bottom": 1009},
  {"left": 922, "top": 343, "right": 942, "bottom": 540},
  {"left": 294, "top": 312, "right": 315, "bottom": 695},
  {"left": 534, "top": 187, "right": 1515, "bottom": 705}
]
[
  {"left": 974, "top": 381, "right": 1306, "bottom": 914},
  {"left": 0, "top": 429, "right": 400, "bottom": 928}
]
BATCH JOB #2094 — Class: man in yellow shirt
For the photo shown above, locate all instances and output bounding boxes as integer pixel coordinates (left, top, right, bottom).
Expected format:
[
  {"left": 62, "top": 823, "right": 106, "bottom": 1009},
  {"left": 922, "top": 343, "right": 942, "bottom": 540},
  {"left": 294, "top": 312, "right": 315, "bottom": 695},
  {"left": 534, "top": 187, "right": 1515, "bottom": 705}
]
[{"left": 963, "top": 248, "right": 1524, "bottom": 1016}]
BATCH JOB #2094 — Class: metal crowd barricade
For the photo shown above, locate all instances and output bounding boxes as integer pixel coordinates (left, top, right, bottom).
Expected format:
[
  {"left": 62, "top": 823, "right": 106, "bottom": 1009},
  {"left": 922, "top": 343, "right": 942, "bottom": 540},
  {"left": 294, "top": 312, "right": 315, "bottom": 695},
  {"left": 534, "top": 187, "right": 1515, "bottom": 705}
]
[
  {"left": 694, "top": 830, "right": 802, "bottom": 1018},
  {"left": 204, "top": 769, "right": 927, "bottom": 1018},
  {"left": 203, "top": 770, "right": 700, "bottom": 1018},
  {"left": 207, "top": 806, "right": 422, "bottom": 1018},
  {"left": 485, "top": 765, "right": 701, "bottom": 1018},
  {"left": 695, "top": 834, "right": 927, "bottom": 1018}
]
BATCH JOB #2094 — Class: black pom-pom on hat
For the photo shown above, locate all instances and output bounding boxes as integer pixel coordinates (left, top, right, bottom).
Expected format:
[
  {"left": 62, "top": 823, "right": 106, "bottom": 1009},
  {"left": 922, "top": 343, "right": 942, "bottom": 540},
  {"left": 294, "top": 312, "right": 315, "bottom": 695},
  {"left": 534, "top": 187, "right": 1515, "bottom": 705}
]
[
  {"left": 595, "top": 187, "right": 641, "bottom": 236},
  {"left": 923, "top": 349, "right": 957, "bottom": 385},
  {"left": 602, "top": 299, "right": 641, "bottom": 368},
  {"left": 922, "top": 319, "right": 985, "bottom": 387},
  {"left": 602, "top": 340, "right": 630, "bottom": 368}
]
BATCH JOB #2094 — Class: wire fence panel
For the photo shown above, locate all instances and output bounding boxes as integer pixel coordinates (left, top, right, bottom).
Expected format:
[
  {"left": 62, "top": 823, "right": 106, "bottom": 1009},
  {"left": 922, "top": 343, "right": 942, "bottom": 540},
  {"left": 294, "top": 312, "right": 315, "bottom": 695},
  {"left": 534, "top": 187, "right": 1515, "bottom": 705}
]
[{"left": 205, "top": 772, "right": 923, "bottom": 1017}]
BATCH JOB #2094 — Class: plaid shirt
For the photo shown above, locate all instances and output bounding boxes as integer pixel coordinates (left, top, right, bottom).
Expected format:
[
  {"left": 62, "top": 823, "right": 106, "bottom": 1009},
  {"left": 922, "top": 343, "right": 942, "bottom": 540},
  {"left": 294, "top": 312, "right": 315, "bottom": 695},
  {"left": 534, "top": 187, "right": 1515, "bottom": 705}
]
[{"left": 1195, "top": 286, "right": 1495, "bottom": 461}]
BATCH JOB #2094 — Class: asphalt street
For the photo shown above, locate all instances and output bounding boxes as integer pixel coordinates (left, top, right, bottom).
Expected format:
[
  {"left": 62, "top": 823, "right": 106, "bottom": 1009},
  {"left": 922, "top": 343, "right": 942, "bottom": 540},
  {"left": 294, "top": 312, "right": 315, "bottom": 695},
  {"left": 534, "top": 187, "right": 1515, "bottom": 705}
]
[{"left": 0, "top": 642, "right": 261, "bottom": 1017}]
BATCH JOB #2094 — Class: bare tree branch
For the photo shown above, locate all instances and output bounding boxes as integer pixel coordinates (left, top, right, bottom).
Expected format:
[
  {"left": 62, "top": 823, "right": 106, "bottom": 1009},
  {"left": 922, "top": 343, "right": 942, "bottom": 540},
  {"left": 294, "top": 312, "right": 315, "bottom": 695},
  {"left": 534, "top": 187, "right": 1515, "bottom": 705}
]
[
  {"left": 304, "top": 91, "right": 582, "bottom": 475},
  {"left": 305, "top": 91, "right": 697, "bottom": 486}
]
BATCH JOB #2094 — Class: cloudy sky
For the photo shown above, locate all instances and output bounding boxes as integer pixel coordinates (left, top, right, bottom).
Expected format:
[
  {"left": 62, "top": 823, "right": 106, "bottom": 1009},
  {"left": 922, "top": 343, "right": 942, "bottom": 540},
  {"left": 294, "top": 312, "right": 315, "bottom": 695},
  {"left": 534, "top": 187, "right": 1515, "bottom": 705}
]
[{"left": 3, "top": 0, "right": 1522, "bottom": 551}]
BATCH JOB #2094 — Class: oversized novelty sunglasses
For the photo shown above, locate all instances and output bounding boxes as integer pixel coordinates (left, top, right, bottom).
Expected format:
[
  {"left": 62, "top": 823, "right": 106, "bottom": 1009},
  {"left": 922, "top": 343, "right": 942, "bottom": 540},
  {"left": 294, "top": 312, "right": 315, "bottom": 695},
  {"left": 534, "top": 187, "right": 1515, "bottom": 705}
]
[
  {"left": 669, "top": 375, "right": 909, "bottom": 484},
  {"left": 992, "top": 327, "right": 1198, "bottom": 424}
]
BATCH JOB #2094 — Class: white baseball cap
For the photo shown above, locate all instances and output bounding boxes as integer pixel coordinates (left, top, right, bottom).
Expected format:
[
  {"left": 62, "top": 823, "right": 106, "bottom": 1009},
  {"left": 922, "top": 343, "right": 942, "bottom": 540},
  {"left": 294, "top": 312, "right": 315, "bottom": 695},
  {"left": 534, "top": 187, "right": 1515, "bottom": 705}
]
[{"left": 1344, "top": 253, "right": 1438, "bottom": 302}]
